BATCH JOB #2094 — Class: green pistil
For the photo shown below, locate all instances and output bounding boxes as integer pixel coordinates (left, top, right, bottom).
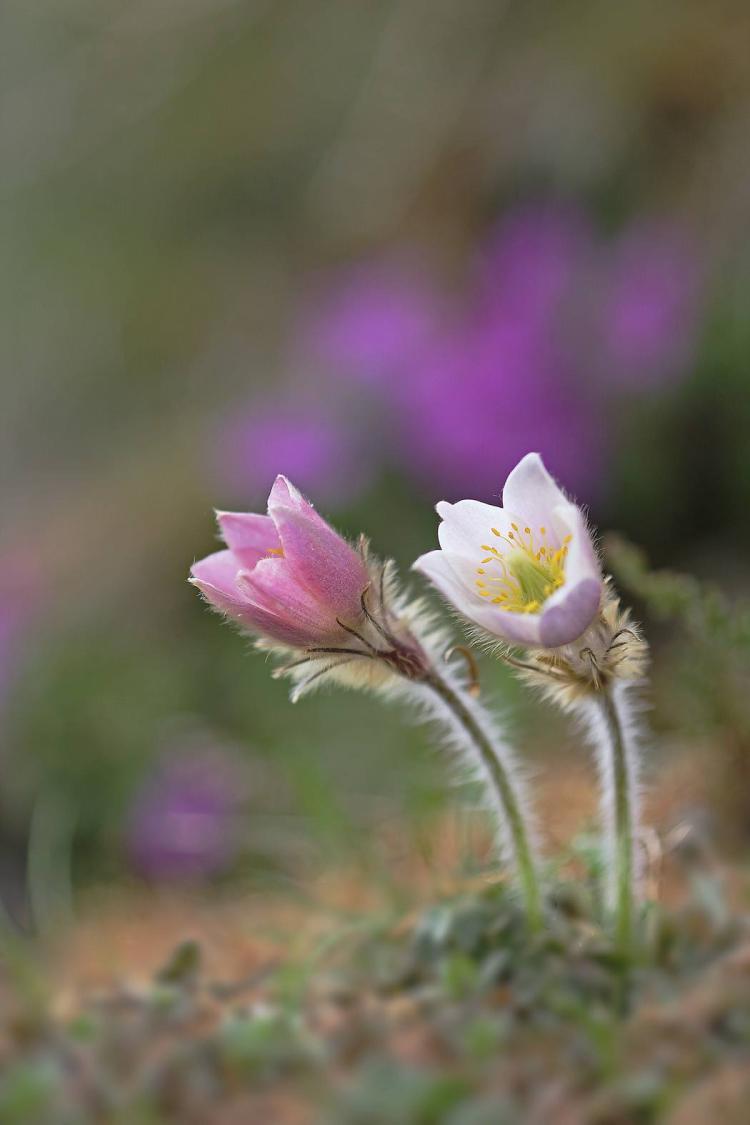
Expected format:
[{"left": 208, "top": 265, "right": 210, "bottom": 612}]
[{"left": 507, "top": 553, "right": 554, "bottom": 607}]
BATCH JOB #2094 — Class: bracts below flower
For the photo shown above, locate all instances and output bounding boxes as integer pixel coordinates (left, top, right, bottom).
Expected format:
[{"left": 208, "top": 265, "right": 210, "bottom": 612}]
[{"left": 190, "top": 476, "right": 543, "bottom": 929}]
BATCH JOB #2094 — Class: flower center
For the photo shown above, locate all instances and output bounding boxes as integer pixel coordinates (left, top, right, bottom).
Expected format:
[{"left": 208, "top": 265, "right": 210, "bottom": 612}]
[{"left": 474, "top": 523, "right": 571, "bottom": 614}]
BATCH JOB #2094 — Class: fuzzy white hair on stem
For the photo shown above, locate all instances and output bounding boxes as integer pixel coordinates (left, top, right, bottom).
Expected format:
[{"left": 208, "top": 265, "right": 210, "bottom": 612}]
[
  {"left": 481, "top": 585, "right": 650, "bottom": 956},
  {"left": 576, "top": 680, "right": 647, "bottom": 917},
  {"left": 396, "top": 660, "right": 541, "bottom": 879}
]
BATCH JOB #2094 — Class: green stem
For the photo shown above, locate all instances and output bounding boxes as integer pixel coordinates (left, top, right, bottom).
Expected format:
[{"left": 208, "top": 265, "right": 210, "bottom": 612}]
[
  {"left": 599, "top": 688, "right": 635, "bottom": 957},
  {"left": 425, "top": 670, "right": 543, "bottom": 932}
]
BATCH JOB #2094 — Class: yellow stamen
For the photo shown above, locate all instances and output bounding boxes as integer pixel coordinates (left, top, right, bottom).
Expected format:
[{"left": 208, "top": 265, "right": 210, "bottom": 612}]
[{"left": 474, "top": 522, "right": 571, "bottom": 616}]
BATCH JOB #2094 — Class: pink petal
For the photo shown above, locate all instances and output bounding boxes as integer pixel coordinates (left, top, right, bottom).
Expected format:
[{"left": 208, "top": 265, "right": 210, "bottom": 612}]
[
  {"left": 216, "top": 510, "right": 282, "bottom": 571},
  {"left": 237, "top": 558, "right": 340, "bottom": 639},
  {"left": 268, "top": 475, "right": 329, "bottom": 528},
  {"left": 216, "top": 511, "right": 280, "bottom": 552},
  {"left": 268, "top": 481, "right": 368, "bottom": 623},
  {"left": 190, "top": 551, "right": 317, "bottom": 647},
  {"left": 190, "top": 550, "right": 244, "bottom": 603}
]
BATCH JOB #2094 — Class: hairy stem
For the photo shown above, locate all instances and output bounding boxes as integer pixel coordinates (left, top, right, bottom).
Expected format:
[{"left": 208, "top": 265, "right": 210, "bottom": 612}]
[
  {"left": 424, "top": 669, "right": 543, "bottom": 932},
  {"left": 598, "top": 687, "right": 637, "bottom": 956}
]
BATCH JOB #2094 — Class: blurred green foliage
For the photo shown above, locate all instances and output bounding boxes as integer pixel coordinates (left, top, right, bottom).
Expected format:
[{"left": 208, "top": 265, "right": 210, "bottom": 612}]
[
  {"left": 608, "top": 534, "right": 750, "bottom": 844},
  {"left": 607, "top": 535, "right": 750, "bottom": 649}
]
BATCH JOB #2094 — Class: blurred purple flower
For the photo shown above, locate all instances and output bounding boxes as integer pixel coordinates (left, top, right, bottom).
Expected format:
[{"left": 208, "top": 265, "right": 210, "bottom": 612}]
[
  {"left": 292, "top": 207, "right": 602, "bottom": 503},
  {"left": 396, "top": 311, "right": 602, "bottom": 502},
  {"left": 216, "top": 404, "right": 370, "bottom": 508},
  {"left": 280, "top": 202, "right": 701, "bottom": 505},
  {"left": 477, "top": 202, "right": 594, "bottom": 326},
  {"left": 300, "top": 259, "right": 441, "bottom": 387},
  {"left": 126, "top": 751, "right": 244, "bottom": 881},
  {"left": 598, "top": 221, "right": 702, "bottom": 388}
]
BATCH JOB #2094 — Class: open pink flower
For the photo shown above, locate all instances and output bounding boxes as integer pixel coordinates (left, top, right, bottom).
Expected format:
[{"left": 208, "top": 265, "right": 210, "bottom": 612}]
[
  {"left": 414, "top": 453, "right": 602, "bottom": 648},
  {"left": 190, "top": 476, "right": 369, "bottom": 648}
]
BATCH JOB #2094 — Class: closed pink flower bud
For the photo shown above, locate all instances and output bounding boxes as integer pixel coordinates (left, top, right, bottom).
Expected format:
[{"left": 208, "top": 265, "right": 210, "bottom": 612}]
[
  {"left": 414, "top": 453, "right": 603, "bottom": 649},
  {"left": 190, "top": 476, "right": 369, "bottom": 649}
]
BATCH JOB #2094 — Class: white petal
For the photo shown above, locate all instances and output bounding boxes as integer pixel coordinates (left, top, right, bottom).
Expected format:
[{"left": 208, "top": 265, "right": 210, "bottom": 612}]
[
  {"left": 536, "top": 504, "right": 602, "bottom": 646},
  {"left": 478, "top": 605, "right": 543, "bottom": 646},
  {"left": 436, "top": 498, "right": 522, "bottom": 556},
  {"left": 538, "top": 578, "right": 602, "bottom": 647},
  {"left": 414, "top": 550, "right": 543, "bottom": 645},
  {"left": 550, "top": 503, "right": 600, "bottom": 589},
  {"left": 441, "top": 549, "right": 495, "bottom": 600},
  {"left": 502, "top": 453, "right": 570, "bottom": 536},
  {"left": 413, "top": 550, "right": 478, "bottom": 617}
]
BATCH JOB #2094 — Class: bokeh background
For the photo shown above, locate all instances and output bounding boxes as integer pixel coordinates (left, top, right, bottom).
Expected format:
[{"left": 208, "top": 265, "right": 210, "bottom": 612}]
[{"left": 2, "top": 0, "right": 750, "bottom": 925}]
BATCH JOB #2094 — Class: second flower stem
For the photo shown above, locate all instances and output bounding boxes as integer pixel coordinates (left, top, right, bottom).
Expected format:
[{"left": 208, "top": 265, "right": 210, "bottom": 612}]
[
  {"left": 599, "top": 688, "right": 635, "bottom": 957},
  {"left": 425, "top": 670, "right": 543, "bottom": 933}
]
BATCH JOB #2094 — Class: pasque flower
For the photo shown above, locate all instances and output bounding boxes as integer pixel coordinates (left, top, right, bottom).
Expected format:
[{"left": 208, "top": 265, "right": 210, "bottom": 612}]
[
  {"left": 414, "top": 453, "right": 603, "bottom": 649},
  {"left": 414, "top": 450, "right": 650, "bottom": 957},
  {"left": 191, "top": 475, "right": 432, "bottom": 697},
  {"left": 190, "top": 475, "right": 371, "bottom": 651}
]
